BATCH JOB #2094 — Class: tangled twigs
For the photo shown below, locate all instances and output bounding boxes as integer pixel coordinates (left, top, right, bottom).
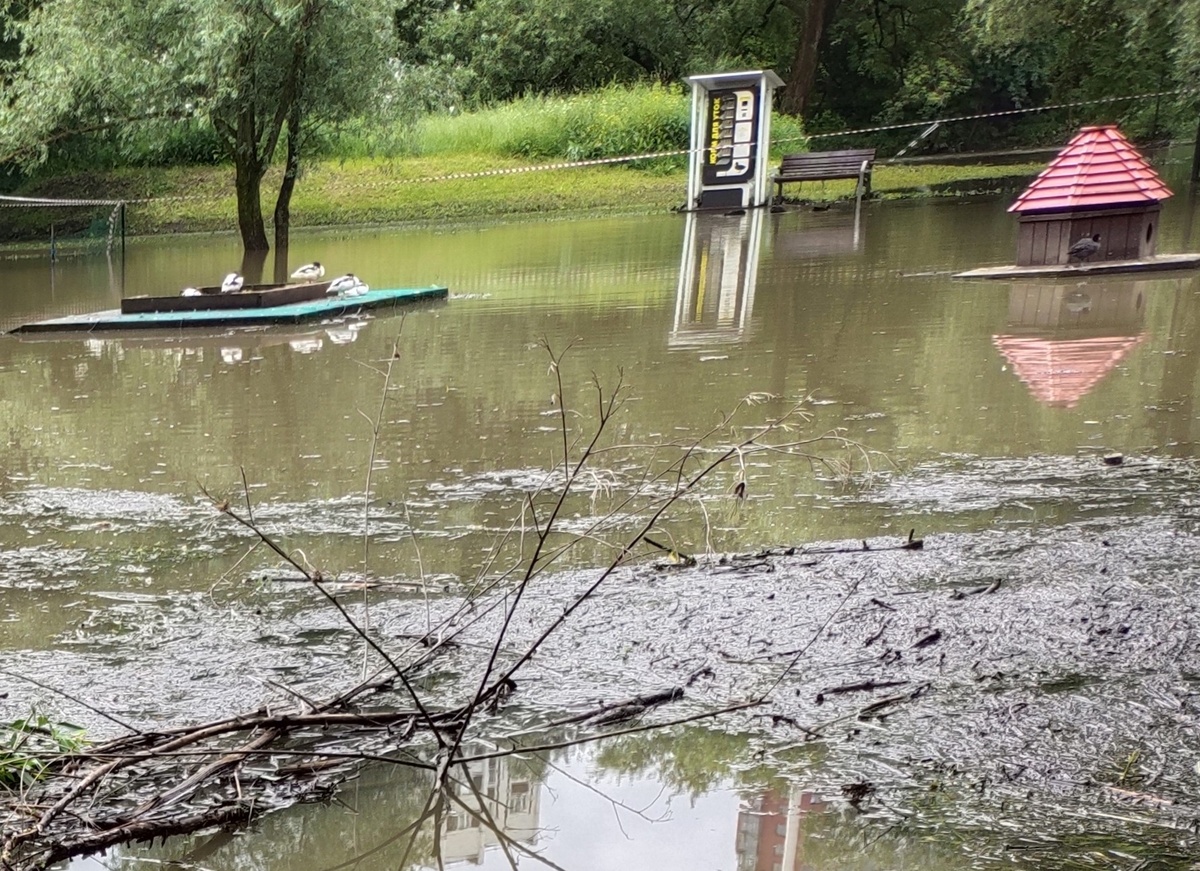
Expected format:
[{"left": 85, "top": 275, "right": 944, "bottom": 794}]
[
  {"left": 1, "top": 344, "right": 865, "bottom": 870},
  {"left": 24, "top": 804, "right": 255, "bottom": 871},
  {"left": 197, "top": 484, "right": 448, "bottom": 748},
  {"left": 0, "top": 693, "right": 445, "bottom": 870}
]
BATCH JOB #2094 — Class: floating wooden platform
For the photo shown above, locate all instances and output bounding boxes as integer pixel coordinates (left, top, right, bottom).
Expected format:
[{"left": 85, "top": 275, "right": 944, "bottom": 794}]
[
  {"left": 120, "top": 281, "right": 329, "bottom": 314},
  {"left": 955, "top": 253, "right": 1200, "bottom": 280},
  {"left": 6, "top": 285, "right": 448, "bottom": 334}
]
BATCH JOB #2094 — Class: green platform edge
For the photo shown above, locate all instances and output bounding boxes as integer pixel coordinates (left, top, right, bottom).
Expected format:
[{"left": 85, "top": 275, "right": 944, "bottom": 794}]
[{"left": 6, "top": 285, "right": 449, "bottom": 334}]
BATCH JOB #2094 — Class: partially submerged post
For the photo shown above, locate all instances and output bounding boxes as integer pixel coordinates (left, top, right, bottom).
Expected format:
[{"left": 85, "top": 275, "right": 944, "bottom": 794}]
[
  {"left": 1009, "top": 125, "right": 1171, "bottom": 266},
  {"left": 684, "top": 70, "right": 784, "bottom": 211}
]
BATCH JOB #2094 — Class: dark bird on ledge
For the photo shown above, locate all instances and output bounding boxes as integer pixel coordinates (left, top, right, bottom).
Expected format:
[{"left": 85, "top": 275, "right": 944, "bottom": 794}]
[{"left": 1067, "top": 233, "right": 1101, "bottom": 264}]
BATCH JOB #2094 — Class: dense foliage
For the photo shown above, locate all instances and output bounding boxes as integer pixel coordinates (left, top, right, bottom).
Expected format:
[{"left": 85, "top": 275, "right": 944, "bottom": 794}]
[
  {"left": 1, "top": 0, "right": 1197, "bottom": 250},
  {"left": 0, "top": 0, "right": 397, "bottom": 250},
  {"left": 388, "top": 0, "right": 1200, "bottom": 146}
]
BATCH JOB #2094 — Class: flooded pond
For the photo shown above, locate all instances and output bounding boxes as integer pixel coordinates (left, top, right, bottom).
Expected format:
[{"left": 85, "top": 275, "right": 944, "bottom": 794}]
[{"left": 4, "top": 160, "right": 1200, "bottom": 869}]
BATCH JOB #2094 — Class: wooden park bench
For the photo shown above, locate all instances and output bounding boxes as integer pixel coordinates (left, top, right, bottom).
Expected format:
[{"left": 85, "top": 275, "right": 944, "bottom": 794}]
[{"left": 772, "top": 148, "right": 877, "bottom": 202}]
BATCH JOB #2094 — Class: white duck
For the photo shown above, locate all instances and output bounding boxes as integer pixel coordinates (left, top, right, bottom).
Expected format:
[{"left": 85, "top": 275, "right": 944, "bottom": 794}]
[
  {"left": 290, "top": 262, "right": 325, "bottom": 280},
  {"left": 180, "top": 287, "right": 201, "bottom": 297},
  {"left": 326, "top": 274, "right": 361, "bottom": 296},
  {"left": 221, "top": 273, "right": 244, "bottom": 294}
]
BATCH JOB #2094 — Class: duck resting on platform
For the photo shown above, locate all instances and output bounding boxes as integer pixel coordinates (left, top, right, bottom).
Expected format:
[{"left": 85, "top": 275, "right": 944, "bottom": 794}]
[
  {"left": 290, "top": 262, "right": 325, "bottom": 280},
  {"left": 327, "top": 274, "right": 369, "bottom": 297},
  {"left": 180, "top": 287, "right": 201, "bottom": 297},
  {"left": 221, "top": 272, "right": 245, "bottom": 293}
]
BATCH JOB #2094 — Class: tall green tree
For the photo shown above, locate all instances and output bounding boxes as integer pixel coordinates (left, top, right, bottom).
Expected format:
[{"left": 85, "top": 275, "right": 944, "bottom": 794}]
[
  {"left": 779, "top": 0, "right": 841, "bottom": 116},
  {"left": 0, "top": 0, "right": 395, "bottom": 253},
  {"left": 801, "top": 0, "right": 969, "bottom": 130},
  {"left": 410, "top": 0, "right": 687, "bottom": 104},
  {"left": 0, "top": 1, "right": 33, "bottom": 63},
  {"left": 403, "top": 0, "right": 803, "bottom": 106},
  {"left": 966, "top": 0, "right": 1198, "bottom": 135}
]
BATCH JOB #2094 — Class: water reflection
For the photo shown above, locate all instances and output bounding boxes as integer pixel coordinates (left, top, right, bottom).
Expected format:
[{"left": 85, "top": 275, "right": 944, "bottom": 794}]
[
  {"left": 736, "top": 786, "right": 829, "bottom": 871},
  {"left": 105, "top": 733, "right": 976, "bottom": 871},
  {"left": 769, "top": 204, "right": 865, "bottom": 259},
  {"left": 4, "top": 204, "right": 1200, "bottom": 607},
  {"left": 670, "top": 204, "right": 872, "bottom": 350},
  {"left": 105, "top": 750, "right": 549, "bottom": 871},
  {"left": 442, "top": 754, "right": 541, "bottom": 864},
  {"left": 732, "top": 782, "right": 966, "bottom": 871},
  {"left": 8, "top": 172, "right": 1200, "bottom": 870},
  {"left": 14, "top": 317, "right": 372, "bottom": 365},
  {"left": 672, "top": 210, "right": 764, "bottom": 348},
  {"left": 992, "top": 280, "right": 1148, "bottom": 407}
]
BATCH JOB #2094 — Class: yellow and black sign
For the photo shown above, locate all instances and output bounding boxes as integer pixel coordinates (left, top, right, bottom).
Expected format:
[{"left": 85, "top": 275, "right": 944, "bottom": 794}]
[
  {"left": 702, "top": 87, "right": 759, "bottom": 186},
  {"left": 685, "top": 70, "right": 782, "bottom": 210}
]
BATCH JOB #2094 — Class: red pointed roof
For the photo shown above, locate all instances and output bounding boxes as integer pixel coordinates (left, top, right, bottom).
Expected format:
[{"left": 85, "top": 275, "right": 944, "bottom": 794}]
[{"left": 1009, "top": 126, "right": 1172, "bottom": 213}]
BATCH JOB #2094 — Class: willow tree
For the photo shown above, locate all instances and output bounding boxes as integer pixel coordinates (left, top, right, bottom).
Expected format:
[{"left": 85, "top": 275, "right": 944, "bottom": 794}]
[
  {"left": 965, "top": 0, "right": 1200, "bottom": 114},
  {"left": 0, "top": 0, "right": 395, "bottom": 252}
]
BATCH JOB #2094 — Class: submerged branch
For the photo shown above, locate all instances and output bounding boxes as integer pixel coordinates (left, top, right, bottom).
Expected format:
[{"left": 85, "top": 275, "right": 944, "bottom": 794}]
[{"left": 0, "top": 350, "right": 861, "bottom": 870}]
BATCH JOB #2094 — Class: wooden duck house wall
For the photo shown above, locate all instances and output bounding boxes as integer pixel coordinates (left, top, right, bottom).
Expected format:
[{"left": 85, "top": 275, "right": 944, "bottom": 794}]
[
  {"left": 1008, "top": 126, "right": 1171, "bottom": 267},
  {"left": 1015, "top": 204, "right": 1160, "bottom": 266}
]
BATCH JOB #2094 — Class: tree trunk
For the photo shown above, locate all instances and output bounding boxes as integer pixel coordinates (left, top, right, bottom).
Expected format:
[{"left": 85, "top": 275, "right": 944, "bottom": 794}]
[
  {"left": 232, "top": 105, "right": 270, "bottom": 252},
  {"left": 269, "top": 0, "right": 318, "bottom": 267},
  {"left": 272, "top": 245, "right": 290, "bottom": 284},
  {"left": 234, "top": 153, "right": 269, "bottom": 252},
  {"left": 780, "top": 0, "right": 841, "bottom": 117},
  {"left": 1191, "top": 113, "right": 1200, "bottom": 182},
  {"left": 241, "top": 247, "right": 268, "bottom": 286},
  {"left": 273, "top": 106, "right": 302, "bottom": 259}
]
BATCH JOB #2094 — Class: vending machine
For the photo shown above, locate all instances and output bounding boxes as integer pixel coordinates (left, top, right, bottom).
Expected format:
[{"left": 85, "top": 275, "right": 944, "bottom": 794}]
[{"left": 685, "top": 70, "right": 784, "bottom": 211}]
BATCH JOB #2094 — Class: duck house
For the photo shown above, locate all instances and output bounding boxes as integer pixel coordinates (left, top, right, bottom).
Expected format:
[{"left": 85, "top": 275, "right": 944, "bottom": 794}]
[{"left": 1009, "top": 125, "right": 1172, "bottom": 267}]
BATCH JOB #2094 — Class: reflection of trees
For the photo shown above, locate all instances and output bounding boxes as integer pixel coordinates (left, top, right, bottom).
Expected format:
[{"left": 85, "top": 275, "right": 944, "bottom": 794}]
[
  {"left": 736, "top": 782, "right": 961, "bottom": 871},
  {"left": 127, "top": 761, "right": 436, "bottom": 871},
  {"left": 125, "top": 749, "right": 551, "bottom": 871},
  {"left": 592, "top": 726, "right": 752, "bottom": 797},
  {"left": 588, "top": 728, "right": 966, "bottom": 870},
  {"left": 124, "top": 727, "right": 758, "bottom": 870},
  {"left": 118, "top": 721, "right": 1168, "bottom": 871}
]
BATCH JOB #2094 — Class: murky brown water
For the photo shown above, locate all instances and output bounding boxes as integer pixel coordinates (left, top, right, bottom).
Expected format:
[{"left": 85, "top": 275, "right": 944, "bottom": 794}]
[{"left": 6, "top": 158, "right": 1200, "bottom": 869}]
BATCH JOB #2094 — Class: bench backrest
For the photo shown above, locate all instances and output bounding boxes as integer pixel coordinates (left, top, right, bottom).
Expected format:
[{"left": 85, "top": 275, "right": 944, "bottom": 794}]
[{"left": 778, "top": 149, "right": 877, "bottom": 178}]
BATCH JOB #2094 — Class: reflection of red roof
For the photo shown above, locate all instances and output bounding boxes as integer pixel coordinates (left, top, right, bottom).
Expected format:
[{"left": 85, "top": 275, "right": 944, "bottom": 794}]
[
  {"left": 992, "top": 334, "right": 1145, "bottom": 407},
  {"left": 1009, "top": 126, "right": 1172, "bottom": 213}
]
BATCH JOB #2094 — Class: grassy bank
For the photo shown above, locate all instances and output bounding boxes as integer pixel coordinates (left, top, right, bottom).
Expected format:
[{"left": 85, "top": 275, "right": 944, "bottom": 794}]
[
  {"left": 1, "top": 83, "right": 1043, "bottom": 240},
  {"left": 6, "top": 156, "right": 1044, "bottom": 240}
]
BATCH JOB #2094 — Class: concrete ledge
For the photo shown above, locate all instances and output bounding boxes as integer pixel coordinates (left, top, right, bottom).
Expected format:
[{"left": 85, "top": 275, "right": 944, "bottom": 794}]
[{"left": 954, "top": 253, "right": 1200, "bottom": 280}]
